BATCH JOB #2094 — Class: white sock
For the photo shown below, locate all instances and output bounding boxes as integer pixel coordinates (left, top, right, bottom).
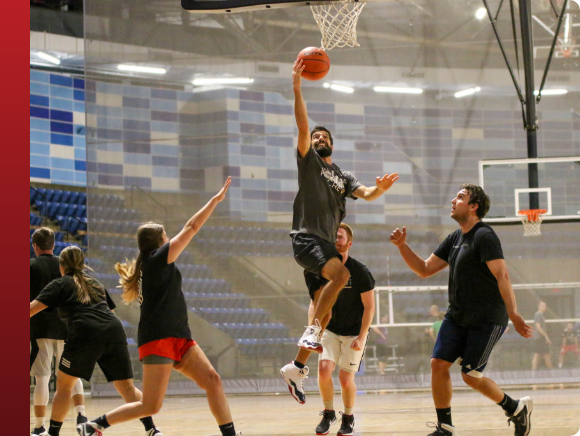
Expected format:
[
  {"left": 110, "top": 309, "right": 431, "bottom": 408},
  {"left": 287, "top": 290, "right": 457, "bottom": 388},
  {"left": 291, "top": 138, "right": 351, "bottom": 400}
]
[
  {"left": 344, "top": 406, "right": 354, "bottom": 415},
  {"left": 74, "top": 405, "right": 86, "bottom": 417},
  {"left": 35, "top": 416, "right": 45, "bottom": 428}
]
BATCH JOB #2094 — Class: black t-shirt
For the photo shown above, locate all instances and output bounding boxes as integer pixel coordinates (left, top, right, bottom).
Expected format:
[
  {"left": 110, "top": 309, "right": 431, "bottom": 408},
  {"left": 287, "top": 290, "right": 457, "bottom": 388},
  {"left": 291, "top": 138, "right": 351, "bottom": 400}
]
[
  {"left": 35, "top": 274, "right": 121, "bottom": 346},
  {"left": 30, "top": 254, "right": 68, "bottom": 340},
  {"left": 291, "top": 146, "right": 362, "bottom": 243},
  {"left": 306, "top": 256, "right": 375, "bottom": 336},
  {"left": 138, "top": 242, "right": 191, "bottom": 347},
  {"left": 562, "top": 328, "right": 578, "bottom": 345},
  {"left": 433, "top": 222, "right": 508, "bottom": 327}
]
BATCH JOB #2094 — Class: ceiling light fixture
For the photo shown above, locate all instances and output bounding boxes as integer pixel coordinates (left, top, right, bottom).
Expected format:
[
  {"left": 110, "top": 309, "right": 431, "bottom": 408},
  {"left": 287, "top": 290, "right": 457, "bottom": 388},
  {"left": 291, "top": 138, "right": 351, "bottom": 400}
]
[
  {"left": 534, "top": 89, "right": 568, "bottom": 96},
  {"left": 192, "top": 77, "right": 254, "bottom": 85},
  {"left": 323, "top": 83, "right": 354, "bottom": 93},
  {"left": 37, "top": 52, "right": 61, "bottom": 65},
  {"left": 476, "top": 7, "right": 487, "bottom": 20},
  {"left": 117, "top": 64, "right": 167, "bottom": 74},
  {"left": 373, "top": 86, "right": 423, "bottom": 94},
  {"left": 454, "top": 87, "right": 481, "bottom": 98}
]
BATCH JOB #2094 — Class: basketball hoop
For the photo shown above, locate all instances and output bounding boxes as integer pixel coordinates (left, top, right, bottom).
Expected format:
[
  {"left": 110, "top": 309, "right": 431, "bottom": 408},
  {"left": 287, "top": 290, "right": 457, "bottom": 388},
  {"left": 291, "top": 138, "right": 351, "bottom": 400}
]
[
  {"left": 310, "top": 0, "right": 366, "bottom": 51},
  {"left": 518, "top": 209, "right": 547, "bottom": 237}
]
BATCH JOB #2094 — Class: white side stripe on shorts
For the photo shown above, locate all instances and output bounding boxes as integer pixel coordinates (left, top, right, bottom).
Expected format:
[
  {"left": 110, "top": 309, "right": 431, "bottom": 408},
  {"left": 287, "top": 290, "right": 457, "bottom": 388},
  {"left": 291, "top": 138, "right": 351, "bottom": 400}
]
[
  {"left": 477, "top": 325, "right": 503, "bottom": 369},
  {"left": 61, "top": 358, "right": 71, "bottom": 368}
]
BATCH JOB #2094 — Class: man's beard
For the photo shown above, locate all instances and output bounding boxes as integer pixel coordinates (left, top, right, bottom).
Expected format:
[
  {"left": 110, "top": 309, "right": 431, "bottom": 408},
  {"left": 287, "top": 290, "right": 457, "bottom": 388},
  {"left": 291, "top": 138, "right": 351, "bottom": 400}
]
[{"left": 315, "top": 144, "right": 332, "bottom": 158}]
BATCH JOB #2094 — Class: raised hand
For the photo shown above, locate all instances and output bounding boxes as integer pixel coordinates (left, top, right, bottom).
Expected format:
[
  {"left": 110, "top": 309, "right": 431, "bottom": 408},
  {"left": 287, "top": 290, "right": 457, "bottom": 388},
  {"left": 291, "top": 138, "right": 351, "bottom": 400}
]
[
  {"left": 376, "top": 173, "right": 399, "bottom": 192},
  {"left": 510, "top": 313, "right": 533, "bottom": 339},
  {"left": 390, "top": 227, "right": 407, "bottom": 247},
  {"left": 293, "top": 59, "right": 305, "bottom": 89},
  {"left": 214, "top": 177, "right": 232, "bottom": 203}
]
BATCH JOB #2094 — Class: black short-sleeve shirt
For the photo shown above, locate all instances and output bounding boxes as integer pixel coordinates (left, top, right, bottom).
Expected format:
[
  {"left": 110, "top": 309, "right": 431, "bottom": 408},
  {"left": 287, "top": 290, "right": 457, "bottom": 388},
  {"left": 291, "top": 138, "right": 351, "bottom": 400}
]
[
  {"left": 433, "top": 222, "right": 508, "bottom": 327},
  {"left": 138, "top": 242, "right": 192, "bottom": 347},
  {"left": 35, "top": 274, "right": 120, "bottom": 346},
  {"left": 291, "top": 146, "right": 362, "bottom": 243},
  {"left": 306, "top": 256, "right": 375, "bottom": 336},
  {"left": 533, "top": 311, "right": 547, "bottom": 340},
  {"left": 30, "top": 254, "right": 68, "bottom": 340}
]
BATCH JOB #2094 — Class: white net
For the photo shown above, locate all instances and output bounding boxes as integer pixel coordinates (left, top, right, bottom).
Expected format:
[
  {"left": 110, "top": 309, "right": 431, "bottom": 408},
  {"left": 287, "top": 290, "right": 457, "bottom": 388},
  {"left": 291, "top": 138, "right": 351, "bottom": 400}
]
[
  {"left": 311, "top": 0, "right": 366, "bottom": 51},
  {"left": 518, "top": 210, "right": 546, "bottom": 237}
]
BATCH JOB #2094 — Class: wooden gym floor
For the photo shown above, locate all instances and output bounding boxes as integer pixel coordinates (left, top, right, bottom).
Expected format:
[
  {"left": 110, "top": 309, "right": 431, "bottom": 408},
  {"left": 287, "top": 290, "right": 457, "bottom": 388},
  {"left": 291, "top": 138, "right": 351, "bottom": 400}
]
[{"left": 31, "top": 387, "right": 580, "bottom": 436}]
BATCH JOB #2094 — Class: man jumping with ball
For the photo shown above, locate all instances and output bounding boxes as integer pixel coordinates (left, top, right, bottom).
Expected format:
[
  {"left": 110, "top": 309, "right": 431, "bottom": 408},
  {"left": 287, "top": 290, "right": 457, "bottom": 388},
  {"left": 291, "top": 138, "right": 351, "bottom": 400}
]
[
  {"left": 280, "top": 59, "right": 399, "bottom": 404},
  {"left": 390, "top": 184, "right": 534, "bottom": 436}
]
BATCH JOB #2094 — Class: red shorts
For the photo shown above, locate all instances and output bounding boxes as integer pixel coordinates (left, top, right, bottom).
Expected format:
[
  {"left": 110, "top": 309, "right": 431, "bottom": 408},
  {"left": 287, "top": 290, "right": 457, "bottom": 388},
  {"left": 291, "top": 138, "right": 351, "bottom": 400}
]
[
  {"left": 560, "top": 345, "right": 579, "bottom": 355},
  {"left": 139, "top": 338, "right": 196, "bottom": 362}
]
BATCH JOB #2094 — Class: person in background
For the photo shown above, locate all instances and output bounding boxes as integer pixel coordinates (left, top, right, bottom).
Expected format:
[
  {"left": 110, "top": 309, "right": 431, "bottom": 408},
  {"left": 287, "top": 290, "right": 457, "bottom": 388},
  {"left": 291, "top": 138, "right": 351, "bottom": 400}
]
[
  {"left": 531, "top": 301, "right": 553, "bottom": 371},
  {"left": 558, "top": 322, "right": 579, "bottom": 368},
  {"left": 429, "top": 312, "right": 446, "bottom": 343},
  {"left": 371, "top": 315, "right": 390, "bottom": 375}
]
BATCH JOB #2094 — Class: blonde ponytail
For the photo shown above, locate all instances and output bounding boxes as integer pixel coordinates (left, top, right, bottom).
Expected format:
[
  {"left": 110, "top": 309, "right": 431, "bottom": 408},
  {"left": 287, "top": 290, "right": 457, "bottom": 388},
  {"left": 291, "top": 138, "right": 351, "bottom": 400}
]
[
  {"left": 115, "top": 256, "right": 143, "bottom": 304},
  {"left": 59, "top": 246, "right": 103, "bottom": 305}
]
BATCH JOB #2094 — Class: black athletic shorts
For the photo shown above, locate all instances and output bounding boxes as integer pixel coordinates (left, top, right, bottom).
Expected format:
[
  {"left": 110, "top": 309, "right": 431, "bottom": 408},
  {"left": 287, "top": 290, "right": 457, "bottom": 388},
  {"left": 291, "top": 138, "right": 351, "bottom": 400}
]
[
  {"left": 292, "top": 233, "right": 340, "bottom": 280},
  {"left": 532, "top": 338, "right": 550, "bottom": 355},
  {"left": 59, "top": 340, "right": 134, "bottom": 382},
  {"left": 432, "top": 315, "right": 506, "bottom": 378}
]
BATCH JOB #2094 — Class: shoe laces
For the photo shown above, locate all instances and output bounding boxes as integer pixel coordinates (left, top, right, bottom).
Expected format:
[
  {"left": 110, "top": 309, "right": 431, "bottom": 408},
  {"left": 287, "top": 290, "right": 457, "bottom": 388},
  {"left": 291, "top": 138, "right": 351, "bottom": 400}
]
[
  {"left": 319, "top": 409, "right": 335, "bottom": 420},
  {"left": 339, "top": 411, "right": 354, "bottom": 424},
  {"left": 426, "top": 422, "right": 450, "bottom": 436}
]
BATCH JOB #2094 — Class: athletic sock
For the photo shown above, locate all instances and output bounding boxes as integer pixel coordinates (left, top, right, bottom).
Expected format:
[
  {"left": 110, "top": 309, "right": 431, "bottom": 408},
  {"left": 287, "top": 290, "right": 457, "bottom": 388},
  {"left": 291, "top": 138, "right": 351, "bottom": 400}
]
[
  {"left": 436, "top": 407, "right": 452, "bottom": 426},
  {"left": 35, "top": 416, "right": 45, "bottom": 428},
  {"left": 94, "top": 415, "right": 111, "bottom": 429},
  {"left": 498, "top": 393, "right": 519, "bottom": 416},
  {"left": 140, "top": 416, "right": 155, "bottom": 431},
  {"left": 323, "top": 400, "right": 334, "bottom": 411},
  {"left": 74, "top": 405, "right": 86, "bottom": 417},
  {"left": 344, "top": 407, "right": 354, "bottom": 415},
  {"left": 48, "top": 420, "right": 63, "bottom": 436},
  {"left": 294, "top": 360, "right": 305, "bottom": 369},
  {"left": 219, "top": 422, "right": 236, "bottom": 436}
]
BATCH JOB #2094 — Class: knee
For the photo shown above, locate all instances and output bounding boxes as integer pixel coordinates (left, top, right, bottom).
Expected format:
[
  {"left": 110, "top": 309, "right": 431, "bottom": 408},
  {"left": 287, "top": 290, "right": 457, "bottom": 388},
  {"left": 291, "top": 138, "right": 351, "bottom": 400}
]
[
  {"left": 198, "top": 369, "right": 222, "bottom": 391},
  {"left": 431, "top": 358, "right": 449, "bottom": 374},
  {"left": 331, "top": 266, "right": 350, "bottom": 287},
  {"left": 142, "top": 399, "right": 163, "bottom": 416},
  {"left": 461, "top": 372, "right": 479, "bottom": 388},
  {"left": 318, "top": 363, "right": 333, "bottom": 380},
  {"left": 339, "top": 374, "right": 355, "bottom": 390}
]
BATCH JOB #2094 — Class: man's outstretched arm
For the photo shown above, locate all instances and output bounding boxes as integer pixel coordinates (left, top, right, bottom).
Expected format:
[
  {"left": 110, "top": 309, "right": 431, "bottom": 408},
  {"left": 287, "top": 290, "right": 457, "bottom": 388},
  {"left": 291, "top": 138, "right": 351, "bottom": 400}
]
[
  {"left": 293, "top": 60, "right": 310, "bottom": 159},
  {"left": 390, "top": 226, "right": 448, "bottom": 278},
  {"left": 353, "top": 173, "right": 399, "bottom": 201}
]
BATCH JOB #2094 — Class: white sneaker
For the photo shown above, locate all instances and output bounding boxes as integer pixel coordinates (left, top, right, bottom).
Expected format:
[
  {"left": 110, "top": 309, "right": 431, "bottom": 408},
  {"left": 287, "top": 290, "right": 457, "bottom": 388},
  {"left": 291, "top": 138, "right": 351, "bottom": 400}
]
[
  {"left": 280, "top": 361, "right": 309, "bottom": 404},
  {"left": 507, "top": 396, "right": 533, "bottom": 436},
  {"left": 76, "top": 422, "right": 104, "bottom": 436},
  {"left": 146, "top": 428, "right": 163, "bottom": 436},
  {"left": 297, "top": 320, "right": 323, "bottom": 353},
  {"left": 426, "top": 422, "right": 458, "bottom": 435}
]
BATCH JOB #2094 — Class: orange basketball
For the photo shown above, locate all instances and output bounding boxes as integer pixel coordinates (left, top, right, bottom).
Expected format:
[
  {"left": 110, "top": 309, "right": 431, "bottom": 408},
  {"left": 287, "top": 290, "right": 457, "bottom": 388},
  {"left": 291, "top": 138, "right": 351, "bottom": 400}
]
[{"left": 297, "top": 47, "right": 330, "bottom": 81}]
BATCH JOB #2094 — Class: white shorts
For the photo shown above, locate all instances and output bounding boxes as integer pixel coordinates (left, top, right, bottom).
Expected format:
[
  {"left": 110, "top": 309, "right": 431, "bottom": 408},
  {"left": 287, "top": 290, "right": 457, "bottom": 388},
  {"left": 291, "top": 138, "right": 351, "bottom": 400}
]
[
  {"left": 31, "top": 339, "right": 65, "bottom": 377},
  {"left": 319, "top": 330, "right": 366, "bottom": 373}
]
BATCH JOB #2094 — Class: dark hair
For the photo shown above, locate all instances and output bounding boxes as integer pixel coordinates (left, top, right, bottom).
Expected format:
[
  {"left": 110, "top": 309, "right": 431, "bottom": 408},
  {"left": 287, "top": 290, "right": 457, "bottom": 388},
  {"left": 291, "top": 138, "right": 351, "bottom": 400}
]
[
  {"left": 461, "top": 183, "right": 490, "bottom": 219},
  {"left": 310, "top": 125, "right": 333, "bottom": 145},
  {"left": 339, "top": 222, "right": 354, "bottom": 242},
  {"left": 32, "top": 227, "right": 55, "bottom": 251},
  {"left": 116, "top": 222, "right": 165, "bottom": 304},
  {"left": 60, "top": 246, "right": 103, "bottom": 305}
]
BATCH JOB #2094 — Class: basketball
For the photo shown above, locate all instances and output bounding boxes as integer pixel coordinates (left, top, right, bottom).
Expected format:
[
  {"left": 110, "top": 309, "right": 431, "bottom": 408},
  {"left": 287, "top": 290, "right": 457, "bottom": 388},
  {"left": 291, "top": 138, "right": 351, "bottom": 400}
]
[{"left": 296, "top": 47, "right": 330, "bottom": 81}]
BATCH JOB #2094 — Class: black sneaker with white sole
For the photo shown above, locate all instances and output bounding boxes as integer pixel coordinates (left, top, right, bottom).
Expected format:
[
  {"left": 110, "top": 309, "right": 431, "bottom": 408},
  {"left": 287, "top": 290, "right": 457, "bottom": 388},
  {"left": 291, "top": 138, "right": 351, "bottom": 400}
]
[
  {"left": 315, "top": 409, "right": 336, "bottom": 435},
  {"left": 337, "top": 412, "right": 355, "bottom": 435},
  {"left": 31, "top": 425, "right": 46, "bottom": 436},
  {"left": 77, "top": 413, "right": 88, "bottom": 425},
  {"left": 507, "top": 396, "right": 533, "bottom": 436},
  {"left": 426, "top": 422, "right": 457, "bottom": 435},
  {"left": 76, "top": 422, "right": 104, "bottom": 436}
]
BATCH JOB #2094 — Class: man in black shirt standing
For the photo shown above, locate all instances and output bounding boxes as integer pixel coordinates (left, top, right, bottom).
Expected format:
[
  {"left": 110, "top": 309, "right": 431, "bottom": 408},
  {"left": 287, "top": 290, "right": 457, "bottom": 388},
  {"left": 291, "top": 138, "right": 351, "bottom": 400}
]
[
  {"left": 30, "top": 228, "right": 86, "bottom": 435},
  {"left": 308, "top": 223, "right": 375, "bottom": 436},
  {"left": 390, "top": 184, "right": 533, "bottom": 436},
  {"left": 280, "top": 59, "right": 399, "bottom": 404},
  {"left": 531, "top": 300, "right": 553, "bottom": 371}
]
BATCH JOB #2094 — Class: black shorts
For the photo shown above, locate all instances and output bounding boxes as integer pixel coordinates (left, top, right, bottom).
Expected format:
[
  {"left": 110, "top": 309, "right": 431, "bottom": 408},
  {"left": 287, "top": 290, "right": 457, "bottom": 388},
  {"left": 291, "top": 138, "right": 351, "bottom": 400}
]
[
  {"left": 432, "top": 315, "right": 506, "bottom": 378},
  {"left": 375, "top": 343, "right": 390, "bottom": 360},
  {"left": 304, "top": 271, "right": 328, "bottom": 300},
  {"left": 59, "top": 340, "right": 134, "bottom": 382},
  {"left": 292, "top": 233, "right": 340, "bottom": 280},
  {"left": 532, "top": 338, "right": 551, "bottom": 355}
]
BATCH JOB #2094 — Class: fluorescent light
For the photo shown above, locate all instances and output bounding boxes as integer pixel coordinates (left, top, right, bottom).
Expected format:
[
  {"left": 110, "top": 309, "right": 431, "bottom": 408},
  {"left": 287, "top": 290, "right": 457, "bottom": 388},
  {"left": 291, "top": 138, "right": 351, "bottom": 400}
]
[
  {"left": 192, "top": 77, "right": 253, "bottom": 85},
  {"left": 37, "top": 52, "right": 60, "bottom": 65},
  {"left": 475, "top": 7, "right": 487, "bottom": 20},
  {"left": 117, "top": 64, "right": 167, "bottom": 74},
  {"left": 454, "top": 87, "right": 481, "bottom": 98},
  {"left": 534, "top": 89, "right": 568, "bottom": 96},
  {"left": 323, "top": 83, "right": 330, "bottom": 88},
  {"left": 328, "top": 84, "right": 354, "bottom": 93},
  {"left": 373, "top": 86, "right": 423, "bottom": 94}
]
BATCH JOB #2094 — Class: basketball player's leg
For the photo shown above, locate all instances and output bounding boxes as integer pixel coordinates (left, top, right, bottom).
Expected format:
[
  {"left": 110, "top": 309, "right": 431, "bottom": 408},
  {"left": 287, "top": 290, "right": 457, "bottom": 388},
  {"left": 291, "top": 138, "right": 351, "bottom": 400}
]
[
  {"left": 54, "top": 339, "right": 86, "bottom": 423},
  {"left": 175, "top": 344, "right": 233, "bottom": 425},
  {"left": 312, "top": 257, "right": 350, "bottom": 325},
  {"left": 31, "top": 339, "right": 55, "bottom": 433},
  {"left": 295, "top": 290, "right": 332, "bottom": 366},
  {"left": 43, "top": 370, "right": 81, "bottom": 436}
]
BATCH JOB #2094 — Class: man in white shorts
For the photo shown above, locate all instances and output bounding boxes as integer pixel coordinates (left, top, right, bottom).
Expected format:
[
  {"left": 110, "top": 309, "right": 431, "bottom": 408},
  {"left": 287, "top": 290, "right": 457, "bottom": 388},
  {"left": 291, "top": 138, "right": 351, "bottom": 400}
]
[
  {"left": 305, "top": 223, "right": 375, "bottom": 436},
  {"left": 30, "top": 228, "right": 86, "bottom": 435}
]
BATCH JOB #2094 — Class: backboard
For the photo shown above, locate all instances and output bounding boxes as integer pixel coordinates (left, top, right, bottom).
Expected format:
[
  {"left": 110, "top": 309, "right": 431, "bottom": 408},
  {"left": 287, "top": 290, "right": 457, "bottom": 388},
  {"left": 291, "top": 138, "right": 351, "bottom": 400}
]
[{"left": 479, "top": 156, "right": 580, "bottom": 223}]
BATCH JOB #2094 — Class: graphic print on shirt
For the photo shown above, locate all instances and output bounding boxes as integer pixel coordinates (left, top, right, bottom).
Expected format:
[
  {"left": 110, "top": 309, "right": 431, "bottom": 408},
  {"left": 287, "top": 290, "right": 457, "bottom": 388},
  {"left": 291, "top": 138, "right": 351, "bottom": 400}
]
[{"left": 320, "top": 167, "right": 346, "bottom": 194}]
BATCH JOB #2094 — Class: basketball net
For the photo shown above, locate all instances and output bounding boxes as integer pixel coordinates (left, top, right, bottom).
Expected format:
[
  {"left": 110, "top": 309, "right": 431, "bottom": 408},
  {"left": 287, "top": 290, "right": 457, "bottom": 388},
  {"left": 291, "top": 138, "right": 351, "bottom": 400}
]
[
  {"left": 311, "top": 0, "right": 366, "bottom": 50},
  {"left": 518, "top": 209, "right": 547, "bottom": 237}
]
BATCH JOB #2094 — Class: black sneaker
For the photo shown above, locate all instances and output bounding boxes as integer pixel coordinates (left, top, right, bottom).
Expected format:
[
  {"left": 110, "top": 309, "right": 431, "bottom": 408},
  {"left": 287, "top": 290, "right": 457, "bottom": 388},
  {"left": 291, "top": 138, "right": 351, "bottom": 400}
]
[
  {"left": 76, "top": 422, "right": 104, "bottom": 436},
  {"left": 426, "top": 422, "right": 457, "bottom": 435},
  {"left": 77, "top": 413, "right": 88, "bottom": 425},
  {"left": 507, "top": 396, "right": 533, "bottom": 436},
  {"left": 337, "top": 412, "right": 355, "bottom": 436},
  {"left": 31, "top": 426, "right": 46, "bottom": 436},
  {"left": 315, "top": 409, "right": 336, "bottom": 435}
]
